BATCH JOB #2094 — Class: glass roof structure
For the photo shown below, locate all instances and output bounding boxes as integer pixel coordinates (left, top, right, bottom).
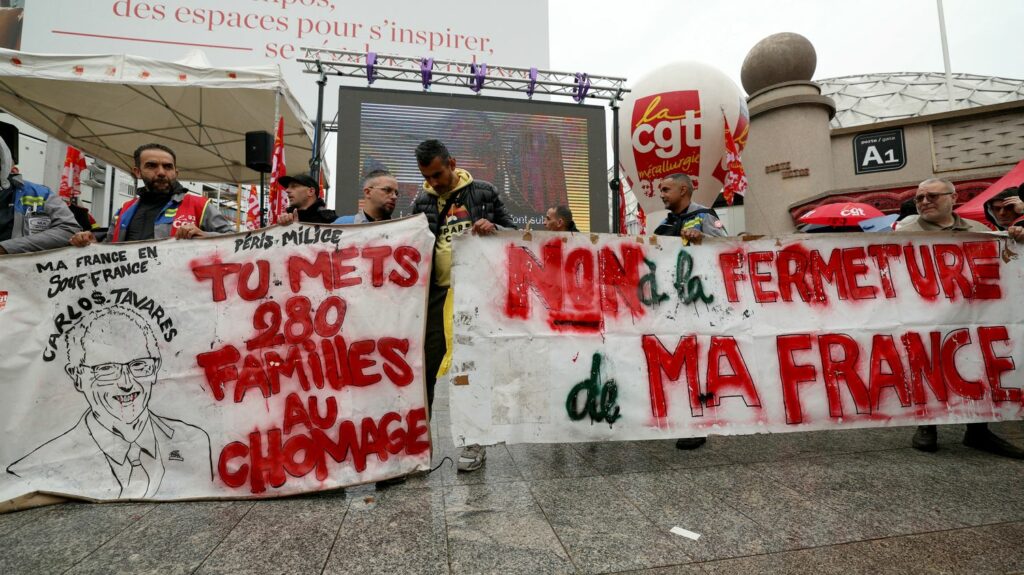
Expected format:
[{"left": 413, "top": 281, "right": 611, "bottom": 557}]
[{"left": 817, "top": 72, "right": 1024, "bottom": 129}]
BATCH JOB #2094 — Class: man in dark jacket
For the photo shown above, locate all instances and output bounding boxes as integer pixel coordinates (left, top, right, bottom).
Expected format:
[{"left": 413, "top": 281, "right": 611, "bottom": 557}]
[
  {"left": 70, "top": 143, "right": 233, "bottom": 245},
  {"left": 983, "top": 186, "right": 1024, "bottom": 242},
  {"left": 653, "top": 173, "right": 727, "bottom": 451},
  {"left": 276, "top": 172, "right": 337, "bottom": 225},
  {"left": 412, "top": 139, "right": 515, "bottom": 473}
]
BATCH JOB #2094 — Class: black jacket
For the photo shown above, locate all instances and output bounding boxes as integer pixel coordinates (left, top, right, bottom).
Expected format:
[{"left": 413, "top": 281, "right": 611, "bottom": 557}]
[
  {"left": 412, "top": 179, "right": 517, "bottom": 236},
  {"left": 289, "top": 198, "right": 337, "bottom": 224}
]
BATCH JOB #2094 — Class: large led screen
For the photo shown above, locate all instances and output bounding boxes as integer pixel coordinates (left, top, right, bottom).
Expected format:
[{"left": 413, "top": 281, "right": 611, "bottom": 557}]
[{"left": 335, "top": 87, "right": 608, "bottom": 232}]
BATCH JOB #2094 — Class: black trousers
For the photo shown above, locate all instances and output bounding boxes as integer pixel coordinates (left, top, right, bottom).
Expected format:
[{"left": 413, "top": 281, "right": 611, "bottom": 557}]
[{"left": 423, "top": 283, "right": 449, "bottom": 415}]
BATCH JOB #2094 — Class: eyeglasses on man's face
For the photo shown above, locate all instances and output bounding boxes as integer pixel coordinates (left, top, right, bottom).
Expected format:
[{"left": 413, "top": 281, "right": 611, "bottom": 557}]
[
  {"left": 83, "top": 358, "right": 159, "bottom": 383},
  {"left": 913, "top": 191, "right": 954, "bottom": 204}
]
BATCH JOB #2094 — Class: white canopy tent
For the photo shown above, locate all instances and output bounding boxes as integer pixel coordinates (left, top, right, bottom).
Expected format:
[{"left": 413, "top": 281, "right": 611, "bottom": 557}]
[{"left": 0, "top": 48, "right": 314, "bottom": 184}]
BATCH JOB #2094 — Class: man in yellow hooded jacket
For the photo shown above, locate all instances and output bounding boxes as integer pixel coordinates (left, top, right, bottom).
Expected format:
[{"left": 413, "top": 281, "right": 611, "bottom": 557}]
[{"left": 412, "top": 139, "right": 516, "bottom": 472}]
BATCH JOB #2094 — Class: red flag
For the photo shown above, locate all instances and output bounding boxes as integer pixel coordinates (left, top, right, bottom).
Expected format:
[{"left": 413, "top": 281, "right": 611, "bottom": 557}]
[
  {"left": 246, "top": 184, "right": 260, "bottom": 230},
  {"left": 722, "top": 112, "right": 748, "bottom": 206},
  {"left": 58, "top": 146, "right": 87, "bottom": 200},
  {"left": 267, "top": 116, "right": 287, "bottom": 224},
  {"left": 619, "top": 187, "right": 627, "bottom": 234}
]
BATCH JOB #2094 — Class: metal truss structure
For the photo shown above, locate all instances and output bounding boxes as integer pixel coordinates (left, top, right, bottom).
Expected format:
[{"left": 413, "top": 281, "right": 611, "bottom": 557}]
[
  {"left": 298, "top": 47, "right": 629, "bottom": 231},
  {"left": 298, "top": 47, "right": 629, "bottom": 102}
]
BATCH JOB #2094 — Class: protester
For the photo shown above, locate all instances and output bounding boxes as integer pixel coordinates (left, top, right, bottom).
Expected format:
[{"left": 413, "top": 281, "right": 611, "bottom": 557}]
[
  {"left": 543, "top": 205, "right": 579, "bottom": 232},
  {"left": 413, "top": 138, "right": 515, "bottom": 472},
  {"left": 652, "top": 173, "right": 726, "bottom": 450},
  {"left": 898, "top": 178, "right": 1023, "bottom": 458},
  {"left": 653, "top": 173, "right": 727, "bottom": 245},
  {"left": 70, "top": 144, "right": 233, "bottom": 246},
  {"left": 0, "top": 140, "right": 79, "bottom": 255},
  {"left": 334, "top": 169, "right": 398, "bottom": 224},
  {"left": 894, "top": 178, "right": 989, "bottom": 234},
  {"left": 276, "top": 172, "right": 337, "bottom": 225},
  {"left": 982, "top": 185, "right": 1024, "bottom": 242}
]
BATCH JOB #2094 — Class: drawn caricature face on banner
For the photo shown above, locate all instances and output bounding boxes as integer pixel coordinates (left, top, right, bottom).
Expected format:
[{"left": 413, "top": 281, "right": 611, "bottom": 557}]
[{"left": 619, "top": 61, "right": 749, "bottom": 227}]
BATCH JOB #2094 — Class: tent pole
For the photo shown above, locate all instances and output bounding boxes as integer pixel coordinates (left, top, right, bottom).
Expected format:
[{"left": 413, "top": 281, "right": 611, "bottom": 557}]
[
  {"left": 610, "top": 99, "right": 621, "bottom": 233},
  {"left": 310, "top": 65, "right": 327, "bottom": 182}
]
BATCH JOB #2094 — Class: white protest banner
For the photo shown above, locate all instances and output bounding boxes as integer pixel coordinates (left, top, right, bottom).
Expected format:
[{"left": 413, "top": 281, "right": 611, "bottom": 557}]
[
  {"left": 449, "top": 231, "right": 1024, "bottom": 446},
  {"left": 0, "top": 216, "right": 434, "bottom": 505}
]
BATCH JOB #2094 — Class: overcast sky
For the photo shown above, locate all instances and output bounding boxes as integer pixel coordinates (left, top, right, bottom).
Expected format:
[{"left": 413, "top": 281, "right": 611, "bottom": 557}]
[{"left": 548, "top": 0, "right": 1024, "bottom": 92}]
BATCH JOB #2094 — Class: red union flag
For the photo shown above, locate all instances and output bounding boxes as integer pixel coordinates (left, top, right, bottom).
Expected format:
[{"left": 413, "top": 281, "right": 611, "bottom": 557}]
[
  {"left": 629, "top": 90, "right": 702, "bottom": 189},
  {"left": 245, "top": 184, "right": 260, "bottom": 230},
  {"left": 721, "top": 111, "right": 748, "bottom": 205},
  {"left": 268, "top": 117, "right": 286, "bottom": 224},
  {"left": 57, "top": 146, "right": 87, "bottom": 200}
]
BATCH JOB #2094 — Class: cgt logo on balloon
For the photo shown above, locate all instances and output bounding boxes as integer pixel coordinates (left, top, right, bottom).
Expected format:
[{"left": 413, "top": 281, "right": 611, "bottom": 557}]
[{"left": 630, "top": 91, "right": 703, "bottom": 184}]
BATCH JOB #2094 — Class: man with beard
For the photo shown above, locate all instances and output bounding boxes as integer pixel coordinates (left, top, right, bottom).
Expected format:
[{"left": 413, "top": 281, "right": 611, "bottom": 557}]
[
  {"left": 334, "top": 169, "right": 399, "bottom": 224},
  {"left": 653, "top": 173, "right": 726, "bottom": 451},
  {"left": 276, "top": 172, "right": 338, "bottom": 225},
  {"left": 69, "top": 143, "right": 233, "bottom": 245}
]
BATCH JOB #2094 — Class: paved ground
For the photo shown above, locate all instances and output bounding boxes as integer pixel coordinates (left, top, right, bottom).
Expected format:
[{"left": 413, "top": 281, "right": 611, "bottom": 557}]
[{"left": 2, "top": 384, "right": 1023, "bottom": 575}]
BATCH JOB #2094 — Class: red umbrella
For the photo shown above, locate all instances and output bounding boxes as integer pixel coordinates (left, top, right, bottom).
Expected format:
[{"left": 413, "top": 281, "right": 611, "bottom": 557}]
[{"left": 798, "top": 202, "right": 884, "bottom": 227}]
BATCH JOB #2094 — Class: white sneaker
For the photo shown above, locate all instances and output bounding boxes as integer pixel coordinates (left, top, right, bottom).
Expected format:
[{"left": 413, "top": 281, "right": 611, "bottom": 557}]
[{"left": 457, "top": 444, "right": 486, "bottom": 472}]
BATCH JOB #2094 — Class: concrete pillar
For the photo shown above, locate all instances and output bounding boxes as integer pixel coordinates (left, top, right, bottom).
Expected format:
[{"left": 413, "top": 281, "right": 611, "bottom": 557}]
[
  {"left": 739, "top": 33, "right": 837, "bottom": 236},
  {"left": 744, "top": 82, "right": 836, "bottom": 235}
]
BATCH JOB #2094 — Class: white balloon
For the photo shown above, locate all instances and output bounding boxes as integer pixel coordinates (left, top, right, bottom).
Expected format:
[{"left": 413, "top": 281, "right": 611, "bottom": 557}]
[{"left": 619, "top": 61, "right": 749, "bottom": 219}]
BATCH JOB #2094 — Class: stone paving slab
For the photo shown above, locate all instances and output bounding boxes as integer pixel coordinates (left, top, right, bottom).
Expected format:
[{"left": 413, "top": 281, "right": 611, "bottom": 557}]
[
  {"left": 66, "top": 501, "right": 253, "bottom": 575},
  {"left": 445, "top": 481, "right": 574, "bottom": 575},
  {"left": 3, "top": 425, "right": 1024, "bottom": 575}
]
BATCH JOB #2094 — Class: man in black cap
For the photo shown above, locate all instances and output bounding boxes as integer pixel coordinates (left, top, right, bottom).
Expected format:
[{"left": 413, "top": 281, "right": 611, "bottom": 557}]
[{"left": 276, "top": 172, "right": 337, "bottom": 225}]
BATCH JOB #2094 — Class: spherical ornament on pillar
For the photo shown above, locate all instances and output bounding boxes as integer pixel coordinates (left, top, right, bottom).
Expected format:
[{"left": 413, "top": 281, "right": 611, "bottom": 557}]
[{"left": 741, "top": 32, "right": 817, "bottom": 95}]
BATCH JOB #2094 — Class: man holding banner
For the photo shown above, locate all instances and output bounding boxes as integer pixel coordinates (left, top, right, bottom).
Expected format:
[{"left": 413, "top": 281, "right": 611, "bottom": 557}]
[
  {"left": 0, "top": 138, "right": 79, "bottom": 255},
  {"left": 653, "top": 173, "right": 727, "bottom": 245},
  {"left": 275, "top": 172, "right": 338, "bottom": 225},
  {"left": 652, "top": 172, "right": 727, "bottom": 451},
  {"left": 69, "top": 144, "right": 233, "bottom": 246},
  {"left": 413, "top": 139, "right": 516, "bottom": 472},
  {"left": 334, "top": 169, "right": 399, "bottom": 224},
  {"left": 900, "top": 178, "right": 1024, "bottom": 458}
]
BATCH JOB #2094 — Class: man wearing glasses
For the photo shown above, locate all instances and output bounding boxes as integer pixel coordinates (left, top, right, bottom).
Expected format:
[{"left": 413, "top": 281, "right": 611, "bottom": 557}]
[
  {"left": 897, "top": 178, "right": 1024, "bottom": 459},
  {"left": 334, "top": 169, "right": 399, "bottom": 224},
  {"left": 7, "top": 306, "right": 213, "bottom": 499},
  {"left": 895, "top": 178, "right": 990, "bottom": 233},
  {"left": 982, "top": 186, "right": 1024, "bottom": 242}
]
